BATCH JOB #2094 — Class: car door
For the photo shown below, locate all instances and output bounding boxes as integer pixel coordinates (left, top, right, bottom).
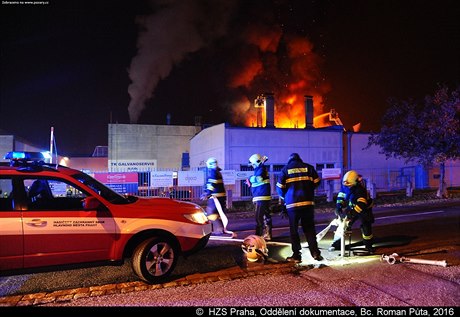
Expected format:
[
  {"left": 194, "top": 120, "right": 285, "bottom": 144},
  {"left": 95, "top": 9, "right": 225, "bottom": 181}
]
[
  {"left": 21, "top": 176, "right": 118, "bottom": 268},
  {"left": 0, "top": 177, "right": 23, "bottom": 270}
]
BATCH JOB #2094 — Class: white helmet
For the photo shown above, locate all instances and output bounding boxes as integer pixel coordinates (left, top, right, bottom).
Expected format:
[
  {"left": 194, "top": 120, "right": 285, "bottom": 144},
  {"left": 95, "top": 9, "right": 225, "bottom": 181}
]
[
  {"left": 241, "top": 234, "right": 268, "bottom": 262},
  {"left": 206, "top": 157, "right": 218, "bottom": 169},
  {"left": 248, "top": 153, "right": 268, "bottom": 168},
  {"left": 343, "top": 170, "right": 359, "bottom": 187}
]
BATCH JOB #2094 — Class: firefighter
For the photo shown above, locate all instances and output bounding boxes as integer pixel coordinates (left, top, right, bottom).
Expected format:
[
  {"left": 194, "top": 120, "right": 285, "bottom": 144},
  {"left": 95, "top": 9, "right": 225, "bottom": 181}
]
[
  {"left": 336, "top": 170, "right": 375, "bottom": 254},
  {"left": 201, "top": 157, "right": 229, "bottom": 236},
  {"left": 328, "top": 173, "right": 366, "bottom": 251},
  {"left": 276, "top": 153, "right": 323, "bottom": 263},
  {"left": 247, "top": 153, "right": 272, "bottom": 240}
]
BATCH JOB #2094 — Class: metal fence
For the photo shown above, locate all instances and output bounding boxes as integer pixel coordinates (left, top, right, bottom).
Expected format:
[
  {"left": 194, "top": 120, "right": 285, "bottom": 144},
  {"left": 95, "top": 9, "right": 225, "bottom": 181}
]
[{"left": 92, "top": 163, "right": 460, "bottom": 203}]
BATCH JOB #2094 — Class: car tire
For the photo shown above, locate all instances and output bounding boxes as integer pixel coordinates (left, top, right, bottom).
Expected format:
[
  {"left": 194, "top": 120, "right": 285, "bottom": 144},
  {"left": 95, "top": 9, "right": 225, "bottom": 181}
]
[{"left": 132, "top": 236, "right": 179, "bottom": 284}]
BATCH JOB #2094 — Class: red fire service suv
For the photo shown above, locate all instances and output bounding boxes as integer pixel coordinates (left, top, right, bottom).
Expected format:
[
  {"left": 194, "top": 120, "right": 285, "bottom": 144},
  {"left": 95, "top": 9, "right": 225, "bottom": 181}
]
[{"left": 0, "top": 151, "right": 212, "bottom": 283}]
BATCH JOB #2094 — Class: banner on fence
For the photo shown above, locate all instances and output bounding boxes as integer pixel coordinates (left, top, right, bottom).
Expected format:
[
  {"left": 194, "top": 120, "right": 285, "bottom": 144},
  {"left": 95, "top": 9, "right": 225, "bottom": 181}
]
[
  {"left": 177, "top": 171, "right": 205, "bottom": 186},
  {"left": 322, "top": 168, "right": 342, "bottom": 180},
  {"left": 94, "top": 172, "right": 138, "bottom": 194},
  {"left": 151, "top": 171, "right": 174, "bottom": 188}
]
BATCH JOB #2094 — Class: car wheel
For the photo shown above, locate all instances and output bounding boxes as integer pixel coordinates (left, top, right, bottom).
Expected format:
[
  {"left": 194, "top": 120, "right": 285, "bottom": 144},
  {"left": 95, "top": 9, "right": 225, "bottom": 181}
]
[{"left": 132, "top": 236, "right": 178, "bottom": 284}]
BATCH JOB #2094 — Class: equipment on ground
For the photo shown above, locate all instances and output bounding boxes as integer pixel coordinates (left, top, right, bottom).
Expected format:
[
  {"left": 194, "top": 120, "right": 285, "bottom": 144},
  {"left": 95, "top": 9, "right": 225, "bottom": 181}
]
[
  {"left": 212, "top": 196, "right": 236, "bottom": 238},
  {"left": 241, "top": 234, "right": 268, "bottom": 262},
  {"left": 380, "top": 253, "right": 447, "bottom": 267}
]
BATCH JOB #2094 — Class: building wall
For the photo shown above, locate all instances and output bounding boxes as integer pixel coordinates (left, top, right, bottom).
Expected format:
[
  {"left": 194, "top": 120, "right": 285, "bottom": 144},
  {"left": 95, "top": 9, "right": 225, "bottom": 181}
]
[
  {"left": 224, "top": 126, "right": 343, "bottom": 170},
  {"left": 0, "top": 135, "right": 46, "bottom": 162},
  {"left": 190, "top": 124, "right": 344, "bottom": 170},
  {"left": 189, "top": 123, "right": 226, "bottom": 169},
  {"left": 109, "top": 123, "right": 201, "bottom": 170}
]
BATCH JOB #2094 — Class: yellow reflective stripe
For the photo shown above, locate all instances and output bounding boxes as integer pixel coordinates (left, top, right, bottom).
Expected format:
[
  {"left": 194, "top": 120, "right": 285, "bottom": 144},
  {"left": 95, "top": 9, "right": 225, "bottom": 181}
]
[
  {"left": 209, "top": 179, "right": 223, "bottom": 184},
  {"left": 287, "top": 167, "right": 308, "bottom": 174},
  {"left": 253, "top": 196, "right": 272, "bottom": 202},
  {"left": 206, "top": 185, "right": 215, "bottom": 191},
  {"left": 338, "top": 192, "right": 346, "bottom": 198},
  {"left": 357, "top": 197, "right": 367, "bottom": 204},
  {"left": 276, "top": 183, "right": 285, "bottom": 189},
  {"left": 362, "top": 233, "right": 373, "bottom": 240},
  {"left": 211, "top": 193, "right": 226, "bottom": 197},
  {"left": 314, "top": 178, "right": 320, "bottom": 184},
  {"left": 252, "top": 179, "right": 270, "bottom": 187},
  {"left": 354, "top": 205, "right": 362, "bottom": 212},
  {"left": 286, "top": 176, "right": 314, "bottom": 183},
  {"left": 286, "top": 201, "right": 315, "bottom": 209}
]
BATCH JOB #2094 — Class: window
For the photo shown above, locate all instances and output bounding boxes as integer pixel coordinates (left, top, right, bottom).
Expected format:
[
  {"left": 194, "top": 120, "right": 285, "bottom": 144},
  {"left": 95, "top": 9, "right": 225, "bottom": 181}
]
[
  {"left": 24, "top": 178, "right": 88, "bottom": 211},
  {"left": 316, "top": 163, "right": 335, "bottom": 171},
  {"left": 0, "top": 178, "right": 14, "bottom": 211}
]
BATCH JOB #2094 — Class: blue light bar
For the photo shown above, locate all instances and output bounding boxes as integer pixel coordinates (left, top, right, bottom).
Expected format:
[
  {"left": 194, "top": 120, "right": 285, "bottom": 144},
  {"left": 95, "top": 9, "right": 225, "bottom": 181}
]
[{"left": 4, "top": 151, "right": 46, "bottom": 161}]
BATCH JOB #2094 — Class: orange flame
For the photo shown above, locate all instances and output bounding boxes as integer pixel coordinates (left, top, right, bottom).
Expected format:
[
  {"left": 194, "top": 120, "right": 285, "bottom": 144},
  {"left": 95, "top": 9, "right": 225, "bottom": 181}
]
[{"left": 227, "top": 27, "right": 331, "bottom": 129}]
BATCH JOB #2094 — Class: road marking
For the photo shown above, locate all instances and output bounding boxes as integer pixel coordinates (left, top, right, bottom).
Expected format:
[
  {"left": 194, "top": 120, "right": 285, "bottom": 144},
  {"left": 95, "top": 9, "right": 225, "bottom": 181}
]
[{"left": 377, "top": 210, "right": 445, "bottom": 220}]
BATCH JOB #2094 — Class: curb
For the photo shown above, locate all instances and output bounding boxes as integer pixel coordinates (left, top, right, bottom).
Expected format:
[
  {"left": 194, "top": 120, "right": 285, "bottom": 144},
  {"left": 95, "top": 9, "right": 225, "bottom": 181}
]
[{"left": 0, "top": 262, "right": 300, "bottom": 307}]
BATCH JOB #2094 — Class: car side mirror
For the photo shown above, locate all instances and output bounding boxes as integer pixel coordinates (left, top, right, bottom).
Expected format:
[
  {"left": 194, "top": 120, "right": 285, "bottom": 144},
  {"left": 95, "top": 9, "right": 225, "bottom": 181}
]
[{"left": 82, "top": 196, "right": 101, "bottom": 210}]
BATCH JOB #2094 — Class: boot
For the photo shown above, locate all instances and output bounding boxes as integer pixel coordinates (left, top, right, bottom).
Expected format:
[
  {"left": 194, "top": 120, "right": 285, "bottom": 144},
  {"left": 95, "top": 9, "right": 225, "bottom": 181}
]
[
  {"left": 263, "top": 224, "right": 272, "bottom": 241},
  {"left": 263, "top": 216, "right": 272, "bottom": 241}
]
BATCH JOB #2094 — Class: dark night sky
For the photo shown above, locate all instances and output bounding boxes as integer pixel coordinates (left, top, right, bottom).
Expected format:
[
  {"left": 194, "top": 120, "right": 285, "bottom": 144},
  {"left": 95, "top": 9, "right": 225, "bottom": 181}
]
[{"left": 1, "top": 0, "right": 458, "bottom": 156}]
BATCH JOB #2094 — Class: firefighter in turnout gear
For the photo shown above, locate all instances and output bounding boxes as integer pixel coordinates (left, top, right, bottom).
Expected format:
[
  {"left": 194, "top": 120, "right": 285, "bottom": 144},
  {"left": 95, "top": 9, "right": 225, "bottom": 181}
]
[
  {"left": 329, "top": 173, "right": 366, "bottom": 251},
  {"left": 201, "top": 157, "right": 229, "bottom": 236},
  {"left": 339, "top": 170, "right": 375, "bottom": 254},
  {"left": 247, "top": 154, "right": 272, "bottom": 240},
  {"left": 276, "top": 153, "right": 323, "bottom": 263}
]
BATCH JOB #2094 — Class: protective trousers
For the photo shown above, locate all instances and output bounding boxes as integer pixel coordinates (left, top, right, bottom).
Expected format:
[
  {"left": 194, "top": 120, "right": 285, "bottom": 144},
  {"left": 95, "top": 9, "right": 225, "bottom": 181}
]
[
  {"left": 287, "top": 206, "right": 320, "bottom": 258},
  {"left": 255, "top": 200, "right": 272, "bottom": 239}
]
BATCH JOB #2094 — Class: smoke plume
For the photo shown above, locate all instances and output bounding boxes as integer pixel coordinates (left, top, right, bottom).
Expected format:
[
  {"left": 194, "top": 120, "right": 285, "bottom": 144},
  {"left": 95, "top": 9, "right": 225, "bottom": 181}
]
[{"left": 127, "top": 0, "right": 235, "bottom": 123}]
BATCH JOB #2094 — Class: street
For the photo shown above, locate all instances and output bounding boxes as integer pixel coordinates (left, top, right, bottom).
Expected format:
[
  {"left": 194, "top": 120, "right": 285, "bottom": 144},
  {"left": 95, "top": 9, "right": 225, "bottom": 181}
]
[{"left": 0, "top": 202, "right": 459, "bottom": 310}]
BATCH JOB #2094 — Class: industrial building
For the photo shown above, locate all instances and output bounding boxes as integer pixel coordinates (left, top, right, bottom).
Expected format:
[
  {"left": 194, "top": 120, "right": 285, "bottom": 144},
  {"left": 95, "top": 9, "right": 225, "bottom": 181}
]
[{"left": 1, "top": 94, "right": 459, "bottom": 202}]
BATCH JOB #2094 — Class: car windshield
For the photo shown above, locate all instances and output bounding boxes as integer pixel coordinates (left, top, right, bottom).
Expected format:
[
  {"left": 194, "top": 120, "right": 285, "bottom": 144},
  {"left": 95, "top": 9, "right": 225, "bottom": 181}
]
[{"left": 71, "top": 172, "right": 133, "bottom": 204}]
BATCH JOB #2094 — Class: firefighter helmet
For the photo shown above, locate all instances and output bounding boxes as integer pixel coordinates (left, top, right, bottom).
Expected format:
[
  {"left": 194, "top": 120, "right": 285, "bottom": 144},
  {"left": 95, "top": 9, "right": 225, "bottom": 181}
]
[
  {"left": 241, "top": 234, "right": 268, "bottom": 262},
  {"left": 206, "top": 157, "right": 218, "bottom": 169},
  {"left": 343, "top": 170, "right": 359, "bottom": 187},
  {"left": 288, "top": 153, "right": 302, "bottom": 163},
  {"left": 248, "top": 153, "right": 267, "bottom": 168}
]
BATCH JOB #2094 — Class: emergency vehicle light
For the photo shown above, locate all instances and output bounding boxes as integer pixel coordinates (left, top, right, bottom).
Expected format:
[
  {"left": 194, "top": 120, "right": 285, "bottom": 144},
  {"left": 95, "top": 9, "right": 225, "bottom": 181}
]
[{"left": 4, "top": 151, "right": 47, "bottom": 161}]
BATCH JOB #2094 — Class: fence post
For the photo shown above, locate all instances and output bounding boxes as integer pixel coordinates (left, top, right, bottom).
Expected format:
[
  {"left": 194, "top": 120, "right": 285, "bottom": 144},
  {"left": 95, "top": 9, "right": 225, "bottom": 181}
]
[
  {"left": 367, "top": 180, "right": 376, "bottom": 199},
  {"left": 226, "top": 189, "right": 233, "bottom": 210},
  {"left": 326, "top": 180, "right": 334, "bottom": 202},
  {"left": 406, "top": 178, "right": 413, "bottom": 197}
]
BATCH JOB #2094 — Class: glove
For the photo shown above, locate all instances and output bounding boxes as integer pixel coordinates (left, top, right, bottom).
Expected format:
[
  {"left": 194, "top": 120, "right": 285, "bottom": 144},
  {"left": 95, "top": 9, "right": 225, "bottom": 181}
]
[
  {"left": 335, "top": 205, "right": 343, "bottom": 219},
  {"left": 280, "top": 206, "right": 288, "bottom": 219},
  {"left": 200, "top": 193, "right": 211, "bottom": 201}
]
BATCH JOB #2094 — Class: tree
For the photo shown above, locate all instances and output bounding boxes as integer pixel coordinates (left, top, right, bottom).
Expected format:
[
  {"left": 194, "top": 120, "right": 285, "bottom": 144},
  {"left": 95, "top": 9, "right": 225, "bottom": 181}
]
[{"left": 367, "top": 85, "right": 460, "bottom": 198}]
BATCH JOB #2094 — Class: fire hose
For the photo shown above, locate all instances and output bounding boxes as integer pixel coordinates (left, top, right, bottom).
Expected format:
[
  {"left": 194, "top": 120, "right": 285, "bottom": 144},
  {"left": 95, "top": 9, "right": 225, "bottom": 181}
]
[{"left": 380, "top": 253, "right": 447, "bottom": 267}]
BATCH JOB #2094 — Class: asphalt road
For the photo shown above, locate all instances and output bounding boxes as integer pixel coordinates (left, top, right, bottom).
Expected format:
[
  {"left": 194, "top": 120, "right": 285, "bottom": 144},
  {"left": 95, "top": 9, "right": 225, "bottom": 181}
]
[{"left": 1, "top": 202, "right": 459, "bottom": 312}]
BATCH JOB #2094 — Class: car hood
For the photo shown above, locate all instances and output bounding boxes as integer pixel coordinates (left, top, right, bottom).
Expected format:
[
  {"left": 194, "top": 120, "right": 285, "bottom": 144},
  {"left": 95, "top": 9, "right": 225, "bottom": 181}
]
[{"left": 111, "top": 197, "right": 205, "bottom": 221}]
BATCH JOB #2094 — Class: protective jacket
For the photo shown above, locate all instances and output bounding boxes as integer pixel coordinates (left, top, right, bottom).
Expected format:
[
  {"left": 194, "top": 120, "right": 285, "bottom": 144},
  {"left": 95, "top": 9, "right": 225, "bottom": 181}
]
[
  {"left": 276, "top": 157, "right": 320, "bottom": 210},
  {"left": 204, "top": 167, "right": 226, "bottom": 198},
  {"left": 347, "top": 183, "right": 374, "bottom": 223},
  {"left": 249, "top": 164, "right": 271, "bottom": 202}
]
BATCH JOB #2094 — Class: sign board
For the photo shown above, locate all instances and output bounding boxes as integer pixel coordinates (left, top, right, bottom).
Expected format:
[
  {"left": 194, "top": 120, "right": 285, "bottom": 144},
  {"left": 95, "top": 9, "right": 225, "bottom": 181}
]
[
  {"left": 235, "top": 171, "right": 253, "bottom": 180},
  {"left": 177, "top": 171, "right": 205, "bottom": 186},
  {"left": 93, "top": 172, "right": 138, "bottom": 194},
  {"left": 108, "top": 159, "right": 157, "bottom": 172},
  {"left": 221, "top": 170, "right": 236, "bottom": 185},
  {"left": 321, "top": 168, "right": 342, "bottom": 180},
  {"left": 150, "top": 171, "right": 174, "bottom": 188}
]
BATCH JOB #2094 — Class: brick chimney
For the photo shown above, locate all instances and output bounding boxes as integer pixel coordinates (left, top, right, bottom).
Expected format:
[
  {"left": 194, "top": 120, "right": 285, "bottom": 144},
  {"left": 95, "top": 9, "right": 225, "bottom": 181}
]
[
  {"left": 265, "top": 93, "right": 275, "bottom": 128},
  {"left": 305, "top": 95, "right": 314, "bottom": 128}
]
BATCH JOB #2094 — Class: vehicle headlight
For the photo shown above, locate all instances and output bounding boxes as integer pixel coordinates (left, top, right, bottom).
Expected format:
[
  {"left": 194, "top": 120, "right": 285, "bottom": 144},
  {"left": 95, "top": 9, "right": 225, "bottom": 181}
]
[{"left": 183, "top": 212, "right": 209, "bottom": 224}]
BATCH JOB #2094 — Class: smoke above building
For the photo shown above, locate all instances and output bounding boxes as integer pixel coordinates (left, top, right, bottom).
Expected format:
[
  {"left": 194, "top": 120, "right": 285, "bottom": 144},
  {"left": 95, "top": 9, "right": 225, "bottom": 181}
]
[{"left": 127, "top": 0, "right": 330, "bottom": 128}]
